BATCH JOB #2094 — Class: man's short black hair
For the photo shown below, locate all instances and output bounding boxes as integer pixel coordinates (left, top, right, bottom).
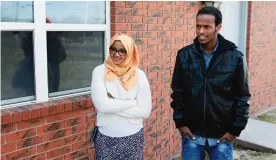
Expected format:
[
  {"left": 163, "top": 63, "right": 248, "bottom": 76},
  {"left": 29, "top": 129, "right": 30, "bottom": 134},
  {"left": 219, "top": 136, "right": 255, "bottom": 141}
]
[{"left": 196, "top": 6, "right": 222, "bottom": 26}]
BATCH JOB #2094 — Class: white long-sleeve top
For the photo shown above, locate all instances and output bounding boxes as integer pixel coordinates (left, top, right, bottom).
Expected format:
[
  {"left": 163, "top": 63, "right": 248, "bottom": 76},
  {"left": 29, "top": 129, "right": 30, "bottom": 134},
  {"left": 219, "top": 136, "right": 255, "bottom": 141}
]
[{"left": 91, "top": 64, "right": 152, "bottom": 137}]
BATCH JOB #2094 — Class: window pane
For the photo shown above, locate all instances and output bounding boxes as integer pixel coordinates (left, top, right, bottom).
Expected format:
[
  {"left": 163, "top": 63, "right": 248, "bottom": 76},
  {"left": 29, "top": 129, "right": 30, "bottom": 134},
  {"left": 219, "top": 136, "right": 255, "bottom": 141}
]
[
  {"left": 47, "top": 31, "right": 104, "bottom": 94},
  {"left": 1, "top": 1, "right": 34, "bottom": 22},
  {"left": 1, "top": 31, "right": 35, "bottom": 102},
  {"left": 46, "top": 1, "right": 106, "bottom": 24}
]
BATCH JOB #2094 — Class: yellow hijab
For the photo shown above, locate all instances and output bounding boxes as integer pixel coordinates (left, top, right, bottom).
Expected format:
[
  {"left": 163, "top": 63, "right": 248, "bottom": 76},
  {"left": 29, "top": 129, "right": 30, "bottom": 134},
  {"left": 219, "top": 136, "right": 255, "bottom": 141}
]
[{"left": 104, "top": 34, "right": 139, "bottom": 91}]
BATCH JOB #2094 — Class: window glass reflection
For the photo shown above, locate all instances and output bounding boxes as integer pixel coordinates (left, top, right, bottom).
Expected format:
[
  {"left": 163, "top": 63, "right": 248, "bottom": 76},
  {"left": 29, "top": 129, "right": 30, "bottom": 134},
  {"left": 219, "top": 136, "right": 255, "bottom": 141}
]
[
  {"left": 1, "top": 31, "right": 35, "bottom": 102},
  {"left": 1, "top": 1, "right": 34, "bottom": 22},
  {"left": 46, "top": 1, "right": 106, "bottom": 24}
]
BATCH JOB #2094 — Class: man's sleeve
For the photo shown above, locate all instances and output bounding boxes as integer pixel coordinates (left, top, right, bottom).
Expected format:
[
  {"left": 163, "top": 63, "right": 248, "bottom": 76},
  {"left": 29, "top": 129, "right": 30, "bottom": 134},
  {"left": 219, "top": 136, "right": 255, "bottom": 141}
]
[
  {"left": 170, "top": 50, "right": 187, "bottom": 128},
  {"left": 228, "top": 54, "right": 251, "bottom": 136}
]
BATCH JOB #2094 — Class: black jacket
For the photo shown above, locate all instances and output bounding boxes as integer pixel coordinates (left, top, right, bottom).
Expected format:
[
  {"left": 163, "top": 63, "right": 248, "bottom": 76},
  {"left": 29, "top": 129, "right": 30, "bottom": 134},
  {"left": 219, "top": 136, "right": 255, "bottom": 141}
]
[{"left": 170, "top": 34, "right": 251, "bottom": 138}]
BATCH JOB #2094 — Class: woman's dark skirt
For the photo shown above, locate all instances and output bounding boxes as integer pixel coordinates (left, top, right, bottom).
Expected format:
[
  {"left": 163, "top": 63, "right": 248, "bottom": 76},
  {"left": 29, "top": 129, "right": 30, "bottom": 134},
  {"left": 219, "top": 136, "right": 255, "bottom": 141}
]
[{"left": 95, "top": 128, "right": 144, "bottom": 160}]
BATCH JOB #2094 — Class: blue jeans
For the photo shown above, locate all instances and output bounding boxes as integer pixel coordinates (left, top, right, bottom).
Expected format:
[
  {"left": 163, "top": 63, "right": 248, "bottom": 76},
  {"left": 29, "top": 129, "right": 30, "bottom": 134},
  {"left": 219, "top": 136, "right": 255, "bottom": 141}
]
[{"left": 182, "top": 136, "right": 233, "bottom": 160}]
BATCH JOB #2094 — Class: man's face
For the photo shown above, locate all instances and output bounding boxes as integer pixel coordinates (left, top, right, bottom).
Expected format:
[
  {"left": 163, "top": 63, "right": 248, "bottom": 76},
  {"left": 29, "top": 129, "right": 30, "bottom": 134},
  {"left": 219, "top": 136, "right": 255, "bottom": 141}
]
[{"left": 196, "top": 14, "right": 221, "bottom": 44}]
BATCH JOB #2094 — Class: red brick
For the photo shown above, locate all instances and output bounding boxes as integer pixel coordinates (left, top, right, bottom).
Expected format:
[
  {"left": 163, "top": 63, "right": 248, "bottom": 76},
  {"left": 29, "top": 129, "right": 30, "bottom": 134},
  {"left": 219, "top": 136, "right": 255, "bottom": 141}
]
[
  {"left": 88, "top": 149, "right": 95, "bottom": 160},
  {"left": 111, "top": 8, "right": 131, "bottom": 16},
  {"left": 132, "top": 8, "right": 147, "bottom": 16},
  {"left": 46, "top": 128, "right": 71, "bottom": 141},
  {"left": 65, "top": 115, "right": 86, "bottom": 128},
  {"left": 134, "top": 38, "right": 147, "bottom": 45},
  {"left": 143, "top": 17, "right": 158, "bottom": 24},
  {"left": 176, "top": 24, "right": 188, "bottom": 31},
  {"left": 72, "top": 140, "right": 88, "bottom": 151},
  {"left": 51, "top": 156, "right": 64, "bottom": 160},
  {"left": 64, "top": 133, "right": 85, "bottom": 145},
  {"left": 46, "top": 112, "right": 71, "bottom": 123},
  {"left": 126, "top": 1, "right": 143, "bottom": 8},
  {"left": 37, "top": 121, "right": 65, "bottom": 135},
  {"left": 6, "top": 128, "right": 37, "bottom": 143},
  {"left": 126, "top": 16, "right": 142, "bottom": 23},
  {"left": 143, "top": 2, "right": 158, "bottom": 10},
  {"left": 1, "top": 124, "right": 16, "bottom": 134},
  {"left": 87, "top": 113, "right": 97, "bottom": 122},
  {"left": 188, "top": 13, "right": 196, "bottom": 19},
  {"left": 147, "top": 38, "right": 162, "bottom": 45},
  {"left": 157, "top": 17, "right": 171, "bottom": 24},
  {"left": 147, "top": 72, "right": 158, "bottom": 79},
  {"left": 158, "top": 31, "right": 172, "bottom": 37},
  {"left": 172, "top": 5, "right": 182, "bottom": 12},
  {"left": 111, "top": 1, "right": 125, "bottom": 7},
  {"left": 163, "top": 24, "right": 175, "bottom": 31},
  {"left": 9, "top": 108, "right": 22, "bottom": 123},
  {"left": 171, "top": 44, "right": 184, "bottom": 50},
  {"left": 17, "top": 135, "right": 45, "bottom": 149},
  {"left": 148, "top": 10, "right": 162, "bottom": 17},
  {"left": 64, "top": 148, "right": 87, "bottom": 160},
  {"left": 162, "top": 37, "right": 176, "bottom": 44},
  {"left": 176, "top": 12, "right": 187, "bottom": 19},
  {"left": 46, "top": 146, "right": 70, "bottom": 159},
  {"left": 56, "top": 104, "right": 65, "bottom": 113},
  {"left": 148, "top": 24, "right": 162, "bottom": 31},
  {"left": 132, "top": 24, "right": 147, "bottom": 31},
  {"left": 176, "top": 37, "right": 186, "bottom": 44},
  {"left": 63, "top": 99, "right": 72, "bottom": 112},
  {"left": 17, "top": 117, "right": 45, "bottom": 130},
  {"left": 143, "top": 45, "right": 157, "bottom": 52},
  {"left": 172, "top": 18, "right": 184, "bottom": 25},
  {"left": 1, "top": 142, "right": 16, "bottom": 154},
  {"left": 163, "top": 11, "right": 175, "bottom": 18},
  {"left": 22, "top": 153, "right": 46, "bottom": 160},
  {"left": 37, "top": 139, "right": 64, "bottom": 152},
  {"left": 6, "top": 146, "right": 36, "bottom": 160},
  {"left": 111, "top": 24, "right": 132, "bottom": 31},
  {"left": 172, "top": 31, "right": 184, "bottom": 38},
  {"left": 2, "top": 109, "right": 12, "bottom": 125},
  {"left": 2, "top": 135, "right": 5, "bottom": 144},
  {"left": 87, "top": 99, "right": 93, "bottom": 108},
  {"left": 176, "top": 1, "right": 188, "bottom": 6},
  {"left": 143, "top": 31, "right": 158, "bottom": 38},
  {"left": 16, "top": 106, "right": 32, "bottom": 121},
  {"left": 72, "top": 123, "right": 86, "bottom": 135},
  {"left": 31, "top": 107, "right": 41, "bottom": 119},
  {"left": 158, "top": 45, "right": 171, "bottom": 51},
  {"left": 39, "top": 106, "right": 49, "bottom": 117},
  {"left": 158, "top": 4, "right": 172, "bottom": 11},
  {"left": 71, "top": 107, "right": 91, "bottom": 118}
]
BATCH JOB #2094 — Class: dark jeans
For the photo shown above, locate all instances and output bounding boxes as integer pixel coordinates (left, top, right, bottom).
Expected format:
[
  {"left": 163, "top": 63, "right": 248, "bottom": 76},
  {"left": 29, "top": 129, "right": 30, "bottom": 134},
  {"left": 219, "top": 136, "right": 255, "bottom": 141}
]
[{"left": 182, "top": 136, "right": 233, "bottom": 160}]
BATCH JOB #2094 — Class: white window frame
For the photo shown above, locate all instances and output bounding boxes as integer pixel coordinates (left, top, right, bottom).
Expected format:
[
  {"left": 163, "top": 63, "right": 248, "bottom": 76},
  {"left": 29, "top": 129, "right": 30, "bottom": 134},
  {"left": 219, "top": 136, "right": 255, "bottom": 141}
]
[{"left": 1, "top": 1, "right": 110, "bottom": 107}]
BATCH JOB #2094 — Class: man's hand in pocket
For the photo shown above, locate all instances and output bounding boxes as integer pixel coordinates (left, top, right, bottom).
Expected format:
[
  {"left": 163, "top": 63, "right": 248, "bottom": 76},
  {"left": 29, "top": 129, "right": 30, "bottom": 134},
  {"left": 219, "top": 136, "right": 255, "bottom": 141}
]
[{"left": 178, "top": 126, "right": 195, "bottom": 139}]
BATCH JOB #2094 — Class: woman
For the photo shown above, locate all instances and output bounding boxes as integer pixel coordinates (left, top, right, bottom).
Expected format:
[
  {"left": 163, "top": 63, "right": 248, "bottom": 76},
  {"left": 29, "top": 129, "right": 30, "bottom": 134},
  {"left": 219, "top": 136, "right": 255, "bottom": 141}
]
[{"left": 91, "top": 33, "right": 152, "bottom": 160}]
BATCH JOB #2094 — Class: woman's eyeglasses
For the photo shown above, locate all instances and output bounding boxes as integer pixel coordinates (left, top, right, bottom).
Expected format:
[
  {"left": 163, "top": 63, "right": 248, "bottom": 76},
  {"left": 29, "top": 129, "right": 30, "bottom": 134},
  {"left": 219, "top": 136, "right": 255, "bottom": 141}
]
[{"left": 109, "top": 46, "right": 127, "bottom": 56}]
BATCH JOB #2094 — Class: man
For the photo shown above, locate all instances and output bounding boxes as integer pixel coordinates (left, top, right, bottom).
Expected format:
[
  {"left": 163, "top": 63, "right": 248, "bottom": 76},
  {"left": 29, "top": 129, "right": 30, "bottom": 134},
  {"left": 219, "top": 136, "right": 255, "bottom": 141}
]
[{"left": 170, "top": 6, "right": 251, "bottom": 160}]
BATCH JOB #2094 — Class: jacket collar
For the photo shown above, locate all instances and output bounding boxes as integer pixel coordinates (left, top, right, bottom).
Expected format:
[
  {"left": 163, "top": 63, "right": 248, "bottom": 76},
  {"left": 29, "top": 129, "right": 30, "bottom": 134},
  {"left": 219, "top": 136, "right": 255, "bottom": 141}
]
[{"left": 194, "top": 34, "right": 237, "bottom": 55}]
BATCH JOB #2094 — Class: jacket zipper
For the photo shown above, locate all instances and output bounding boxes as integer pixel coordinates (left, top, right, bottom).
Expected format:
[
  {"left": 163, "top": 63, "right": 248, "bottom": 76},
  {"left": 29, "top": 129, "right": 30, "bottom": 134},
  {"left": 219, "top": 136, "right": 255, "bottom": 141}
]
[
  {"left": 194, "top": 49, "right": 207, "bottom": 137},
  {"left": 195, "top": 49, "right": 231, "bottom": 138}
]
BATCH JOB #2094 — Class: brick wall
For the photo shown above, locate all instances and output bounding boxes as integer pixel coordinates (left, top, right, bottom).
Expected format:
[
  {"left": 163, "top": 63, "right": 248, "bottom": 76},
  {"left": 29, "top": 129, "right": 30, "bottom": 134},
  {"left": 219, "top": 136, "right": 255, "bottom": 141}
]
[
  {"left": 110, "top": 1, "right": 201, "bottom": 159},
  {"left": 247, "top": 2, "right": 276, "bottom": 116},
  {"left": 1, "top": 96, "right": 96, "bottom": 160},
  {"left": 1, "top": 1, "right": 201, "bottom": 160}
]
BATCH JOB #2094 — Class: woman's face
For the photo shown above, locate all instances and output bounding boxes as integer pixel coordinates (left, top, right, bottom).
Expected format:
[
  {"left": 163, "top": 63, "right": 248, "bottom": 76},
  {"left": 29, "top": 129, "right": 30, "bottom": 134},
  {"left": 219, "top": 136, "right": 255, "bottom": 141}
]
[{"left": 109, "top": 40, "right": 127, "bottom": 65}]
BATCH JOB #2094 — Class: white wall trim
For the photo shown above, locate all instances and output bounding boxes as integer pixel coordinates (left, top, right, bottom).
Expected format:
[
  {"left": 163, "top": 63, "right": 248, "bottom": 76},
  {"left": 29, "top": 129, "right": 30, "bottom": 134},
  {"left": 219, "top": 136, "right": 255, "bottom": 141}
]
[
  {"left": 1, "top": 22, "right": 34, "bottom": 31},
  {"left": 46, "top": 24, "right": 108, "bottom": 31},
  {"left": 33, "top": 1, "right": 49, "bottom": 102},
  {"left": 105, "top": 1, "right": 111, "bottom": 60},
  {"left": 240, "top": 1, "right": 249, "bottom": 56}
]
